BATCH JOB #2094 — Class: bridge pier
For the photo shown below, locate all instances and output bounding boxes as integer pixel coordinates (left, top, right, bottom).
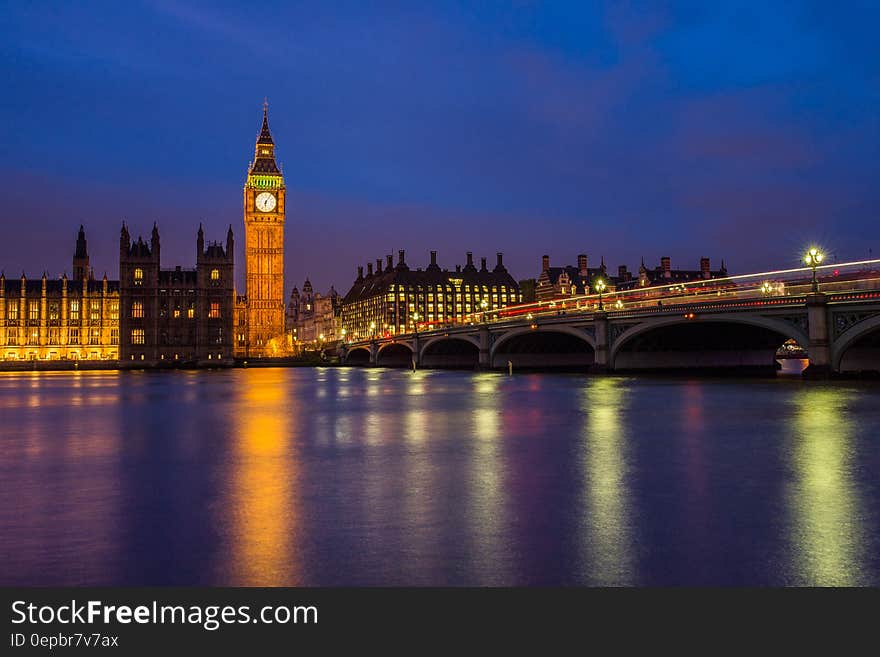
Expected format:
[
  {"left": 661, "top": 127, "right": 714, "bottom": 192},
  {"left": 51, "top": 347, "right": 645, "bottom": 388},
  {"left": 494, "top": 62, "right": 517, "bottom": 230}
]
[
  {"left": 590, "top": 311, "right": 610, "bottom": 373},
  {"left": 803, "top": 293, "right": 832, "bottom": 378},
  {"left": 478, "top": 326, "right": 490, "bottom": 369},
  {"left": 369, "top": 342, "right": 378, "bottom": 366}
]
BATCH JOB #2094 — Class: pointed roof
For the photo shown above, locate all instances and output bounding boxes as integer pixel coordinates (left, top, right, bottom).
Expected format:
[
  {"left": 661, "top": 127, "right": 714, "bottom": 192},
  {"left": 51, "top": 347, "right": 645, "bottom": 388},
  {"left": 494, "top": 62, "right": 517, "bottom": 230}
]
[
  {"left": 257, "top": 99, "right": 274, "bottom": 145},
  {"left": 249, "top": 100, "right": 281, "bottom": 175},
  {"left": 74, "top": 225, "right": 88, "bottom": 258}
]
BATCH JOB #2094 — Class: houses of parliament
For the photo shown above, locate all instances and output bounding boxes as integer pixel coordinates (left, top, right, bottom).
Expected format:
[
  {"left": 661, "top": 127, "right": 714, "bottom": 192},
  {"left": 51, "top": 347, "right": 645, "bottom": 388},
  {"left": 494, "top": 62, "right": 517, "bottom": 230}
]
[{"left": 0, "top": 105, "right": 288, "bottom": 365}]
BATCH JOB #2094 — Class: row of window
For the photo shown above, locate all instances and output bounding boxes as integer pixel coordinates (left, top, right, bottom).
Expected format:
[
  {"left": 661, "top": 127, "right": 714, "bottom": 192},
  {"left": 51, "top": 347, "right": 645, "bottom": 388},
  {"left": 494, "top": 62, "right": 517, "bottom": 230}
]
[
  {"left": 131, "top": 268, "right": 221, "bottom": 284},
  {"left": 130, "top": 301, "right": 221, "bottom": 319},
  {"left": 5, "top": 328, "right": 119, "bottom": 346},
  {"left": 2, "top": 300, "right": 120, "bottom": 321}
]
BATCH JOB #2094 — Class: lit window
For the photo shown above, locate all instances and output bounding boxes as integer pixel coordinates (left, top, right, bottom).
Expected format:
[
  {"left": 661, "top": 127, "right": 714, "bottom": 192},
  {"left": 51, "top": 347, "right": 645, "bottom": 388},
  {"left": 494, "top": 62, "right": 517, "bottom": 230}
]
[
  {"left": 134, "top": 268, "right": 144, "bottom": 285},
  {"left": 110, "top": 301, "right": 119, "bottom": 320},
  {"left": 28, "top": 329, "right": 38, "bottom": 345},
  {"left": 209, "top": 302, "right": 220, "bottom": 319},
  {"left": 69, "top": 300, "right": 80, "bottom": 321},
  {"left": 111, "top": 328, "right": 119, "bottom": 345},
  {"left": 69, "top": 328, "right": 80, "bottom": 344},
  {"left": 7, "top": 304, "right": 19, "bottom": 321},
  {"left": 48, "top": 328, "right": 60, "bottom": 344},
  {"left": 90, "top": 301, "right": 100, "bottom": 321},
  {"left": 187, "top": 306, "right": 195, "bottom": 319},
  {"left": 6, "top": 328, "right": 18, "bottom": 345},
  {"left": 211, "top": 269, "right": 220, "bottom": 281},
  {"left": 28, "top": 300, "right": 39, "bottom": 321},
  {"left": 131, "top": 301, "right": 144, "bottom": 319},
  {"left": 132, "top": 329, "right": 145, "bottom": 345},
  {"left": 49, "top": 302, "right": 59, "bottom": 321},
  {"left": 89, "top": 328, "right": 100, "bottom": 345}
]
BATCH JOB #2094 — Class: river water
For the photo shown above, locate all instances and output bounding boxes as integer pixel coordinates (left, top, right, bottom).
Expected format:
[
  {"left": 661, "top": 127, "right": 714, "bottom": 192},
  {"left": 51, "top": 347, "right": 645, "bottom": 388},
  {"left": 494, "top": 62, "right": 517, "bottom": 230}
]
[{"left": 0, "top": 367, "right": 878, "bottom": 586}]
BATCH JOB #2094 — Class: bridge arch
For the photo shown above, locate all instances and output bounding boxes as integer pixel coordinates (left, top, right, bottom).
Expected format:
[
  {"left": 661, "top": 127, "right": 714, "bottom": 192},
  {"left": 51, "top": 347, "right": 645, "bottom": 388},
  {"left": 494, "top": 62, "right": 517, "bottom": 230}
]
[
  {"left": 375, "top": 341, "right": 414, "bottom": 368},
  {"left": 610, "top": 314, "right": 809, "bottom": 373},
  {"left": 420, "top": 335, "right": 480, "bottom": 369},
  {"left": 343, "top": 346, "right": 372, "bottom": 366},
  {"left": 832, "top": 314, "right": 880, "bottom": 374},
  {"left": 490, "top": 325, "right": 596, "bottom": 369}
]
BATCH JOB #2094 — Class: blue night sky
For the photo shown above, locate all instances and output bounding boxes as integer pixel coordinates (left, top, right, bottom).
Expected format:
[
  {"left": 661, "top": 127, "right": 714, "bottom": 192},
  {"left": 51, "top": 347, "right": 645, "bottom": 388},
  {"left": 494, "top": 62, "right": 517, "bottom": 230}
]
[{"left": 1, "top": 1, "right": 878, "bottom": 292}]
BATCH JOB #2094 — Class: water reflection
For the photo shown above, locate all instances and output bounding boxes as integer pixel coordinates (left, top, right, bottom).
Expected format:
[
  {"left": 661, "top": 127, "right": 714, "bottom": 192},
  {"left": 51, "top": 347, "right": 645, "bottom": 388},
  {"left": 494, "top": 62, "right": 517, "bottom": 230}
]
[
  {"left": 579, "top": 378, "right": 636, "bottom": 585},
  {"left": 468, "top": 373, "right": 510, "bottom": 584},
  {"left": 222, "top": 369, "right": 300, "bottom": 585},
  {"left": 787, "top": 388, "right": 868, "bottom": 585}
]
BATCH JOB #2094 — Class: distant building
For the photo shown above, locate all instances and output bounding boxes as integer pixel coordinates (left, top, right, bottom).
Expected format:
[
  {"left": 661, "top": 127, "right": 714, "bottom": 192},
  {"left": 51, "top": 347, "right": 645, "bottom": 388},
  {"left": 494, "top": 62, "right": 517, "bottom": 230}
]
[
  {"left": 536, "top": 254, "right": 628, "bottom": 302},
  {"left": 1, "top": 226, "right": 120, "bottom": 362},
  {"left": 623, "top": 256, "right": 728, "bottom": 290},
  {"left": 341, "top": 250, "right": 521, "bottom": 341},
  {"left": 287, "top": 280, "right": 342, "bottom": 346},
  {"left": 118, "top": 223, "right": 234, "bottom": 366}
]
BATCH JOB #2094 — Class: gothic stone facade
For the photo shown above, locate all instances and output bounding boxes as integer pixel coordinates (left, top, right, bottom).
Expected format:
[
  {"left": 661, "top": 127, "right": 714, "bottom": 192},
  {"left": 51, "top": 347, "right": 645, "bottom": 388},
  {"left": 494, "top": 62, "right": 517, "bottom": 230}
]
[
  {"left": 119, "top": 223, "right": 234, "bottom": 366},
  {"left": 0, "top": 226, "right": 119, "bottom": 361},
  {"left": 238, "top": 104, "right": 287, "bottom": 357}
]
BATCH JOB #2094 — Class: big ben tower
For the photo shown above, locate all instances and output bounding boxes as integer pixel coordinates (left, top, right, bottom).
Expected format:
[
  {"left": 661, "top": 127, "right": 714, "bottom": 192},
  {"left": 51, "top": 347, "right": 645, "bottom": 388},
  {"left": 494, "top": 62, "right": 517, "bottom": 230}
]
[{"left": 243, "top": 101, "right": 286, "bottom": 356}]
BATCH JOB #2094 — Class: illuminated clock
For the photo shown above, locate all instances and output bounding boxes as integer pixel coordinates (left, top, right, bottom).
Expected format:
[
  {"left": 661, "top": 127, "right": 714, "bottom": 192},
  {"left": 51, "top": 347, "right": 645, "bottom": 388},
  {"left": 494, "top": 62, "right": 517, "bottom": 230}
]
[{"left": 255, "top": 192, "right": 277, "bottom": 213}]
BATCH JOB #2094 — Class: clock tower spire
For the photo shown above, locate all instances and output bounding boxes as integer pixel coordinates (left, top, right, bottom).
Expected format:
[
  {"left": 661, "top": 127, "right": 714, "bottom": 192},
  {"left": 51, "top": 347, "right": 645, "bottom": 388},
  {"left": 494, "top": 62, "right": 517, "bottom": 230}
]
[{"left": 240, "top": 100, "right": 287, "bottom": 357}]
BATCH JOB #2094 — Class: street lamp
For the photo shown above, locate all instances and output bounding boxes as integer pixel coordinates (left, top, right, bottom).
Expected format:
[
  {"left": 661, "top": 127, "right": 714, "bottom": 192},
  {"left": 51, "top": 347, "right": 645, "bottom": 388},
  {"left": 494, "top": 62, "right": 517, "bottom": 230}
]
[
  {"left": 479, "top": 298, "right": 488, "bottom": 323},
  {"left": 341, "top": 328, "right": 347, "bottom": 342},
  {"left": 614, "top": 298, "right": 624, "bottom": 310},
  {"left": 369, "top": 321, "right": 376, "bottom": 338},
  {"left": 411, "top": 312, "right": 421, "bottom": 336},
  {"left": 594, "top": 278, "right": 607, "bottom": 311},
  {"left": 760, "top": 281, "right": 773, "bottom": 296},
  {"left": 803, "top": 248, "right": 824, "bottom": 293}
]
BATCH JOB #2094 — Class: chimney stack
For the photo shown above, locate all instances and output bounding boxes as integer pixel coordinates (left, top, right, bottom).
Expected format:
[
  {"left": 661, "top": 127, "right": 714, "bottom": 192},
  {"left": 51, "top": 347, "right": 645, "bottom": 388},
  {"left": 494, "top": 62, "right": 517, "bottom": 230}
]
[
  {"left": 577, "top": 253, "right": 588, "bottom": 277},
  {"left": 700, "top": 257, "right": 711, "bottom": 278},
  {"left": 466, "top": 251, "right": 474, "bottom": 267},
  {"left": 398, "top": 250, "right": 406, "bottom": 265},
  {"left": 376, "top": 258, "right": 383, "bottom": 273},
  {"left": 480, "top": 257, "right": 487, "bottom": 271},
  {"left": 542, "top": 255, "right": 550, "bottom": 272},
  {"left": 386, "top": 254, "right": 393, "bottom": 271},
  {"left": 661, "top": 256, "right": 671, "bottom": 278},
  {"left": 367, "top": 262, "right": 374, "bottom": 277},
  {"left": 496, "top": 253, "right": 503, "bottom": 268},
  {"left": 430, "top": 250, "right": 438, "bottom": 266},
  {"left": 357, "top": 266, "right": 364, "bottom": 280}
]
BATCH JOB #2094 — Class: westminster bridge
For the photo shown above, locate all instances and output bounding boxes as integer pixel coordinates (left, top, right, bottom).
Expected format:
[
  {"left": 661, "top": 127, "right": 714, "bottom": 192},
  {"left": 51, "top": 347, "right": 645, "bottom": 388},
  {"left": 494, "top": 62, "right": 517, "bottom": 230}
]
[{"left": 340, "top": 259, "right": 880, "bottom": 376}]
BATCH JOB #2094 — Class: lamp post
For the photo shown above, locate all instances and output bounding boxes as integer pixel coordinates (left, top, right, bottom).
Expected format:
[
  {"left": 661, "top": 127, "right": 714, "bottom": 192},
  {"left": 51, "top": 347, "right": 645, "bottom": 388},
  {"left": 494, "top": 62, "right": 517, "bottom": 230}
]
[
  {"left": 594, "top": 278, "right": 607, "bottom": 311},
  {"left": 803, "top": 248, "right": 824, "bottom": 293},
  {"left": 369, "top": 321, "right": 376, "bottom": 338},
  {"left": 479, "top": 298, "right": 488, "bottom": 323},
  {"left": 411, "top": 312, "right": 421, "bottom": 337},
  {"left": 760, "top": 281, "right": 773, "bottom": 296}
]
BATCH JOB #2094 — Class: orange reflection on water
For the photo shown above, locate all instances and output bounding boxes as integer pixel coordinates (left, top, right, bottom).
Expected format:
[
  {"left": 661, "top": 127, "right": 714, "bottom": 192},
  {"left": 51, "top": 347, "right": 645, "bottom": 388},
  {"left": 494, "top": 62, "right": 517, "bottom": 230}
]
[{"left": 224, "top": 369, "right": 300, "bottom": 585}]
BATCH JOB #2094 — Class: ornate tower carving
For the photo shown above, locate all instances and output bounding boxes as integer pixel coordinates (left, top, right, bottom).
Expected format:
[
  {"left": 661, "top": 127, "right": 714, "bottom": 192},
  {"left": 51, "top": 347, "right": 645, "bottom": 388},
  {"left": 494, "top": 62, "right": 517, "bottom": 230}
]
[{"left": 243, "top": 101, "right": 286, "bottom": 356}]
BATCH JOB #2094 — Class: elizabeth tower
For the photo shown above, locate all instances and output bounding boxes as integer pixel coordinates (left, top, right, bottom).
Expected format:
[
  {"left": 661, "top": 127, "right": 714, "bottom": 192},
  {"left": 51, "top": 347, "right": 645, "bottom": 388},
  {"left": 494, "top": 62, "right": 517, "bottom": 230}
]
[{"left": 243, "top": 102, "right": 286, "bottom": 356}]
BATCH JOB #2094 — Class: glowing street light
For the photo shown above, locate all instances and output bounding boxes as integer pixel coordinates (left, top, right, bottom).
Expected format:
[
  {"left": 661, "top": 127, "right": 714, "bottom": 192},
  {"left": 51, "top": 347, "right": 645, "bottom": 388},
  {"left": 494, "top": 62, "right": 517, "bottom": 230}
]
[
  {"left": 803, "top": 248, "right": 824, "bottom": 293},
  {"left": 411, "top": 312, "right": 421, "bottom": 336},
  {"left": 369, "top": 321, "right": 376, "bottom": 338},
  {"left": 614, "top": 298, "right": 624, "bottom": 310},
  {"left": 479, "top": 298, "right": 488, "bottom": 323},
  {"left": 594, "top": 278, "right": 607, "bottom": 311},
  {"left": 760, "top": 281, "right": 773, "bottom": 295}
]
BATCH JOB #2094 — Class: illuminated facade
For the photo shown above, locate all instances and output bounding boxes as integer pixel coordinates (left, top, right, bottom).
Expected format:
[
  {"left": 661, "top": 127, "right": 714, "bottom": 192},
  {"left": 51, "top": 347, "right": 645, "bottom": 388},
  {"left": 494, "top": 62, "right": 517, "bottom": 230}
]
[
  {"left": 287, "top": 280, "right": 342, "bottom": 345},
  {"left": 341, "top": 250, "right": 521, "bottom": 341},
  {"left": 239, "top": 103, "right": 287, "bottom": 357},
  {"left": 119, "top": 223, "right": 235, "bottom": 365},
  {"left": 0, "top": 227, "right": 120, "bottom": 361}
]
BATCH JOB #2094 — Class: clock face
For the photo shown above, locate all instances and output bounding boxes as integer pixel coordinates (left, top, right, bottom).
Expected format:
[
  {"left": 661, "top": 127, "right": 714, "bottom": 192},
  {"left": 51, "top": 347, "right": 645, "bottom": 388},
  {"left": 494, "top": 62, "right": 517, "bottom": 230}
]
[{"left": 255, "top": 192, "right": 277, "bottom": 213}]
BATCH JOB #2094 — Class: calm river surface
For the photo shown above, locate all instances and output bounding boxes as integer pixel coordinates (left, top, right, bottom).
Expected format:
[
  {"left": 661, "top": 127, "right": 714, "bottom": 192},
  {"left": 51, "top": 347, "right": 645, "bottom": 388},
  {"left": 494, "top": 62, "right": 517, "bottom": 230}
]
[{"left": 0, "top": 367, "right": 878, "bottom": 586}]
